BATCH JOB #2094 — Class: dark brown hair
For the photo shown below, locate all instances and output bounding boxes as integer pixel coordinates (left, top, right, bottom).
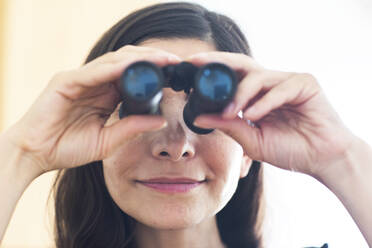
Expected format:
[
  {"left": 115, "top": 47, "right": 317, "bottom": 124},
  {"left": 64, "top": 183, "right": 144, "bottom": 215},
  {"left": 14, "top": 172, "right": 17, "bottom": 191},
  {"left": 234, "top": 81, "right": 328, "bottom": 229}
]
[{"left": 51, "top": 2, "right": 265, "bottom": 248}]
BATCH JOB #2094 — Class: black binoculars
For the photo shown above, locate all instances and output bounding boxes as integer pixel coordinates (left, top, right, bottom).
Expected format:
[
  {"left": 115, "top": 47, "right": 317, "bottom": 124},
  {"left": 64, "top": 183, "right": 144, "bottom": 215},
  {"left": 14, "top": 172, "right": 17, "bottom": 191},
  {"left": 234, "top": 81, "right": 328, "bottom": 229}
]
[{"left": 118, "top": 61, "right": 238, "bottom": 134}]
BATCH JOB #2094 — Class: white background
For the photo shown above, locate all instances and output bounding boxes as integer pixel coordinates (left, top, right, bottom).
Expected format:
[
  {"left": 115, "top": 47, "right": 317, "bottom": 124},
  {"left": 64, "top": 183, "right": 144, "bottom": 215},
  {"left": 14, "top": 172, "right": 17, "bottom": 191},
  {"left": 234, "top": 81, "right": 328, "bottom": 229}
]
[{"left": 180, "top": 0, "right": 372, "bottom": 247}]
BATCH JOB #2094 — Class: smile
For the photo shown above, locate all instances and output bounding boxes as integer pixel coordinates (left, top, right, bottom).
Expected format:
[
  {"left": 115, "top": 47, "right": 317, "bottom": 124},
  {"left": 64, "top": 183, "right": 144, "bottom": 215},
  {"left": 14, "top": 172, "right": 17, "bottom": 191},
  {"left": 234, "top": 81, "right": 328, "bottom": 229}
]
[{"left": 136, "top": 178, "right": 206, "bottom": 193}]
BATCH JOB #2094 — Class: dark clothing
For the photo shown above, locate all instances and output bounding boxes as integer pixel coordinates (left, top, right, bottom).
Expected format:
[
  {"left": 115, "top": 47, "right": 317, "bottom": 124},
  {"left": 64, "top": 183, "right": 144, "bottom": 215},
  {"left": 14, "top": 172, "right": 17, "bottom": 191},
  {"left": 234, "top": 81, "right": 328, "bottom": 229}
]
[{"left": 305, "top": 243, "right": 328, "bottom": 248}]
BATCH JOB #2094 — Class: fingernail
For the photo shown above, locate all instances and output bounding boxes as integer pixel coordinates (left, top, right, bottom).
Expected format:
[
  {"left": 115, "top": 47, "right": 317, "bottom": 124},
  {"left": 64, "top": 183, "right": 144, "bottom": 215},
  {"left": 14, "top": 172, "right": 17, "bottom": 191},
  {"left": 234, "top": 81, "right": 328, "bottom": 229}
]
[{"left": 193, "top": 117, "right": 209, "bottom": 128}]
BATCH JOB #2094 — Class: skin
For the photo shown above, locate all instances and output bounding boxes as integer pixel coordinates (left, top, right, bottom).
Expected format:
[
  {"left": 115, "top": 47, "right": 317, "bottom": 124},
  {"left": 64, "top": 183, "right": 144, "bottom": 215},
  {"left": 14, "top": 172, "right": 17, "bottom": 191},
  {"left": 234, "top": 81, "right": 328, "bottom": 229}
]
[{"left": 102, "top": 39, "right": 251, "bottom": 248}]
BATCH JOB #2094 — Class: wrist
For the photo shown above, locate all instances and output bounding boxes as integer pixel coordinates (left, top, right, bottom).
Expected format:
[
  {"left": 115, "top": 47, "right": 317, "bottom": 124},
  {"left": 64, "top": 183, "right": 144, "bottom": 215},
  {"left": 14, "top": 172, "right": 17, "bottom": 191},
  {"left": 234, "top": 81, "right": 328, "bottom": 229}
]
[
  {"left": 0, "top": 129, "right": 44, "bottom": 243},
  {"left": 313, "top": 136, "right": 372, "bottom": 246},
  {"left": 314, "top": 136, "right": 372, "bottom": 191},
  {"left": 0, "top": 129, "right": 44, "bottom": 188}
]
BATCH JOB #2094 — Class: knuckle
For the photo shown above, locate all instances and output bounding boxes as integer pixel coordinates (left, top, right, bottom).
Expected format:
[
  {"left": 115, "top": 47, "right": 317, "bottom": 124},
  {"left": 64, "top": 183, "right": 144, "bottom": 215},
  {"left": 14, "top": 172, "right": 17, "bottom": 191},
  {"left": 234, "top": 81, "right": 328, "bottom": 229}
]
[
  {"left": 299, "top": 72, "right": 316, "bottom": 82},
  {"left": 103, "top": 51, "right": 116, "bottom": 58},
  {"left": 50, "top": 70, "right": 71, "bottom": 85},
  {"left": 109, "top": 45, "right": 136, "bottom": 59},
  {"left": 118, "top": 44, "right": 135, "bottom": 52},
  {"left": 105, "top": 51, "right": 122, "bottom": 61},
  {"left": 298, "top": 72, "right": 320, "bottom": 88},
  {"left": 49, "top": 69, "right": 79, "bottom": 90},
  {"left": 94, "top": 51, "right": 117, "bottom": 63}
]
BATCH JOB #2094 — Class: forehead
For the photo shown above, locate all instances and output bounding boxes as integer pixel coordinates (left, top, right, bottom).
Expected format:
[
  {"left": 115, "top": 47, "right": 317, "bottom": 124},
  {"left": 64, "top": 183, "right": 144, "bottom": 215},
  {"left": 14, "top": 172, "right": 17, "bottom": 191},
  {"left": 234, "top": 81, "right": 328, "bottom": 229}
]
[{"left": 137, "top": 38, "right": 216, "bottom": 59}]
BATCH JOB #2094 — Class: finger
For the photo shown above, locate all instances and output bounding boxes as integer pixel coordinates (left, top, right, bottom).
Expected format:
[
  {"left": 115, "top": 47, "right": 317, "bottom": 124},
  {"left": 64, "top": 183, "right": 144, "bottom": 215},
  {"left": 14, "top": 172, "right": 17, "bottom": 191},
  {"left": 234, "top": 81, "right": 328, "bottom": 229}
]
[
  {"left": 222, "top": 70, "right": 294, "bottom": 119},
  {"left": 243, "top": 73, "right": 320, "bottom": 121},
  {"left": 185, "top": 51, "right": 263, "bottom": 76},
  {"left": 52, "top": 52, "right": 181, "bottom": 100},
  {"left": 80, "top": 50, "right": 181, "bottom": 87},
  {"left": 193, "top": 114, "right": 263, "bottom": 161},
  {"left": 185, "top": 52, "right": 295, "bottom": 119},
  {"left": 98, "top": 115, "right": 167, "bottom": 159},
  {"left": 87, "top": 45, "right": 182, "bottom": 66}
]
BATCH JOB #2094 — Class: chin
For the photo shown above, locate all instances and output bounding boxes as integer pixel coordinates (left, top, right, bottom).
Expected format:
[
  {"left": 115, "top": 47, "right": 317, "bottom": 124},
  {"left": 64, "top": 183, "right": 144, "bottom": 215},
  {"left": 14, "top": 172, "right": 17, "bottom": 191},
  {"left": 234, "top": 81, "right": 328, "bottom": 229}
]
[
  {"left": 139, "top": 216, "right": 199, "bottom": 230},
  {"left": 132, "top": 203, "right": 206, "bottom": 230}
]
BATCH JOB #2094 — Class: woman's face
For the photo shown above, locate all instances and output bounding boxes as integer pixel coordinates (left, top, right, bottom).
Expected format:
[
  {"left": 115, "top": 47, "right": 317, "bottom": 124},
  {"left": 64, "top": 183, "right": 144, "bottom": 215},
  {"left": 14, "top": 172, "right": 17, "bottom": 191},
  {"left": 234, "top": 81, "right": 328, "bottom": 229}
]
[{"left": 102, "top": 38, "right": 252, "bottom": 229}]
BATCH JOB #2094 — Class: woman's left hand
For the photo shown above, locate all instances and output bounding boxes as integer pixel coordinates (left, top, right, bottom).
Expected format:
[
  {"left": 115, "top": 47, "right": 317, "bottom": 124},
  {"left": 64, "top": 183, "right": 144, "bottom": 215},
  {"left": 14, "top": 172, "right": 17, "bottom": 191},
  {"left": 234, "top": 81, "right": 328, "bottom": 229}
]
[{"left": 186, "top": 52, "right": 357, "bottom": 179}]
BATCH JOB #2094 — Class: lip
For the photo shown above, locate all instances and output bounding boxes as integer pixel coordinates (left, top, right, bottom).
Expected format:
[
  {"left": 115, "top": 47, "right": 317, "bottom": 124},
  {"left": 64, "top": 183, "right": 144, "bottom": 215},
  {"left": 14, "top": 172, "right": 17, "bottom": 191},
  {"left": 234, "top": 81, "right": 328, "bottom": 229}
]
[
  {"left": 136, "top": 177, "right": 206, "bottom": 193},
  {"left": 138, "top": 177, "right": 205, "bottom": 183}
]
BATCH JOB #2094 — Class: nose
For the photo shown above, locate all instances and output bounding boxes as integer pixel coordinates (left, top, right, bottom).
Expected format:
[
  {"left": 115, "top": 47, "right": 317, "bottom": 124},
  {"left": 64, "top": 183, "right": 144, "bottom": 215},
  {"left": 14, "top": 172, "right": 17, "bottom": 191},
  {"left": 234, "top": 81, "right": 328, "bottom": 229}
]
[{"left": 151, "top": 123, "right": 195, "bottom": 162}]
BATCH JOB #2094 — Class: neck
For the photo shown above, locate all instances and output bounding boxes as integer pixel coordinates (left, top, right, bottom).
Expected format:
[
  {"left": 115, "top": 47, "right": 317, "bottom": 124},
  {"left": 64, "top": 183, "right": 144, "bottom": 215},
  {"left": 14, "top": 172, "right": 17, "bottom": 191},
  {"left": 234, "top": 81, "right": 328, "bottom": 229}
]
[{"left": 134, "top": 216, "right": 226, "bottom": 248}]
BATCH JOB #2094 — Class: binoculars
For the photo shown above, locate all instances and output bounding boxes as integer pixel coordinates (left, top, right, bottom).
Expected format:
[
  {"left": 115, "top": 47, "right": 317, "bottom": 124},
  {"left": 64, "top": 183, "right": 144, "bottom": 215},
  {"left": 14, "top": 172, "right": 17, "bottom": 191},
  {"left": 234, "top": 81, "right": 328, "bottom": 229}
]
[{"left": 118, "top": 61, "right": 238, "bottom": 134}]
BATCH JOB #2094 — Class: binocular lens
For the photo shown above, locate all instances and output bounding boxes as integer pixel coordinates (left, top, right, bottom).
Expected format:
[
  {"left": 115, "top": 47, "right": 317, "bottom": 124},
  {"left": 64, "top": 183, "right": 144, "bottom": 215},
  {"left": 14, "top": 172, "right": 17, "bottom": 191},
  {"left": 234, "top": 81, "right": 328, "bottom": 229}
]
[
  {"left": 198, "top": 68, "right": 233, "bottom": 101},
  {"left": 119, "top": 62, "right": 164, "bottom": 118},
  {"left": 195, "top": 63, "right": 236, "bottom": 103},
  {"left": 122, "top": 63, "right": 162, "bottom": 100}
]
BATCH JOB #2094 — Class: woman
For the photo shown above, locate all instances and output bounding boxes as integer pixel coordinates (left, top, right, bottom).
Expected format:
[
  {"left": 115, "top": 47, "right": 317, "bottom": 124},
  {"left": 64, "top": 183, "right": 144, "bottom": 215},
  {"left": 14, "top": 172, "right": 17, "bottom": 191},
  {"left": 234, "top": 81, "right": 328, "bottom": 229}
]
[{"left": 0, "top": 2, "right": 371, "bottom": 248}]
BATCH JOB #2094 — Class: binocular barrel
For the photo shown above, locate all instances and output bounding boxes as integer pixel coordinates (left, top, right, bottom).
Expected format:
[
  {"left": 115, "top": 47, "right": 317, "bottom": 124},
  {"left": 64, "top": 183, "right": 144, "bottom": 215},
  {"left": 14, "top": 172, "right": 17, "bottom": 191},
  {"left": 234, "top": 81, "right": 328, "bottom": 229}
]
[
  {"left": 118, "top": 61, "right": 238, "bottom": 135},
  {"left": 118, "top": 61, "right": 164, "bottom": 117}
]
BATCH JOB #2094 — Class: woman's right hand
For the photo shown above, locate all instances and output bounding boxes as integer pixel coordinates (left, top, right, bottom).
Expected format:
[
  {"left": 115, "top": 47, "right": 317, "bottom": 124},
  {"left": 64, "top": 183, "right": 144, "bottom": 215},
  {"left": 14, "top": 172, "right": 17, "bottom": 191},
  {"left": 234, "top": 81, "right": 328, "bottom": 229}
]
[{"left": 3, "top": 45, "right": 181, "bottom": 176}]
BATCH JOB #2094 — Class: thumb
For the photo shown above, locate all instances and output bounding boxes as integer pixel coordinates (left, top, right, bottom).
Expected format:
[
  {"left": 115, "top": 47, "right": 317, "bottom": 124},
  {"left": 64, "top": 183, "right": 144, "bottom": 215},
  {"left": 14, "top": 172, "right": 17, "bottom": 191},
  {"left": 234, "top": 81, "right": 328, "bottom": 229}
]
[
  {"left": 194, "top": 114, "right": 263, "bottom": 161},
  {"left": 99, "top": 115, "right": 167, "bottom": 159}
]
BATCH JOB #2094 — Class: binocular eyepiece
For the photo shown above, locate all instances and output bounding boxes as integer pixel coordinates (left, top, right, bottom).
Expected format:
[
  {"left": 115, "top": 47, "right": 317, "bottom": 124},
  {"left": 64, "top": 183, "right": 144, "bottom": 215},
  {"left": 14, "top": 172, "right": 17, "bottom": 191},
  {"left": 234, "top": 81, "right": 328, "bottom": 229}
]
[{"left": 118, "top": 61, "right": 238, "bottom": 135}]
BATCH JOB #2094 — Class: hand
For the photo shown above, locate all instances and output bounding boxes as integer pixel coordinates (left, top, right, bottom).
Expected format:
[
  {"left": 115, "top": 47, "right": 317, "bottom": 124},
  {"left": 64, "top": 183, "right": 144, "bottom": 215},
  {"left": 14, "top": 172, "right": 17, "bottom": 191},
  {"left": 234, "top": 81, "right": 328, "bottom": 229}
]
[
  {"left": 4, "top": 45, "right": 181, "bottom": 175},
  {"left": 187, "top": 52, "right": 357, "bottom": 178}
]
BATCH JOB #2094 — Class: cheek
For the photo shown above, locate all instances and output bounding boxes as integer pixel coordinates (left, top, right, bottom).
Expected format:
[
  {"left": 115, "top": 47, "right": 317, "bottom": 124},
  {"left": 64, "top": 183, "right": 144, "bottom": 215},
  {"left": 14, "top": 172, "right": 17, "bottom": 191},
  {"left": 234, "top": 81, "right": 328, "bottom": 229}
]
[
  {"left": 203, "top": 133, "right": 244, "bottom": 181},
  {"left": 201, "top": 133, "right": 244, "bottom": 211},
  {"left": 102, "top": 136, "right": 146, "bottom": 204}
]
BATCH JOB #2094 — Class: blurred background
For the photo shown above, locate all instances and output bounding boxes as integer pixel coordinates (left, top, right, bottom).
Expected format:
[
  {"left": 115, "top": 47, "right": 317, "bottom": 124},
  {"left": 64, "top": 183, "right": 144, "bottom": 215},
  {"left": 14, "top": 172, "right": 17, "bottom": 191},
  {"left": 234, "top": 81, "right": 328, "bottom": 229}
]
[{"left": 0, "top": 0, "right": 371, "bottom": 247}]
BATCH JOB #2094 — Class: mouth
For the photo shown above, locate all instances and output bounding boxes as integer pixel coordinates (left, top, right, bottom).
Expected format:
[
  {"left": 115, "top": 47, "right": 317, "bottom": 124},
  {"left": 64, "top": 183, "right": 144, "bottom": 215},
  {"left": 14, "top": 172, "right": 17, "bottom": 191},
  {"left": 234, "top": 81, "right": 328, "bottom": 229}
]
[{"left": 136, "top": 177, "right": 207, "bottom": 193}]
